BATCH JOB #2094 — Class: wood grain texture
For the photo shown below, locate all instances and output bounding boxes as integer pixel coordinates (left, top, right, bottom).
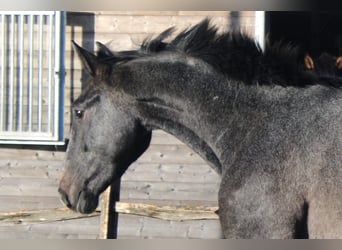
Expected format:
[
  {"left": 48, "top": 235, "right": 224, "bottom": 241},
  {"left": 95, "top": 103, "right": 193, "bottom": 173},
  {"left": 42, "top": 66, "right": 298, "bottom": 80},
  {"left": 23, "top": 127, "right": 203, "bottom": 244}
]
[
  {"left": 0, "top": 202, "right": 218, "bottom": 226},
  {"left": 0, "top": 208, "right": 99, "bottom": 226},
  {"left": 115, "top": 202, "right": 218, "bottom": 221}
]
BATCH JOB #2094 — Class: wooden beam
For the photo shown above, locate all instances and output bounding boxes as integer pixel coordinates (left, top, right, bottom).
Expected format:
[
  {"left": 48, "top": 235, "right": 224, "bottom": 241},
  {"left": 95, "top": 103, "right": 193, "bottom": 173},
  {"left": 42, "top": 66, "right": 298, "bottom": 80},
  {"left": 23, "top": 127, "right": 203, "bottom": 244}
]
[
  {"left": 0, "top": 202, "right": 219, "bottom": 226},
  {"left": 99, "top": 179, "right": 121, "bottom": 239},
  {"left": 0, "top": 207, "right": 100, "bottom": 226},
  {"left": 115, "top": 202, "right": 219, "bottom": 221}
]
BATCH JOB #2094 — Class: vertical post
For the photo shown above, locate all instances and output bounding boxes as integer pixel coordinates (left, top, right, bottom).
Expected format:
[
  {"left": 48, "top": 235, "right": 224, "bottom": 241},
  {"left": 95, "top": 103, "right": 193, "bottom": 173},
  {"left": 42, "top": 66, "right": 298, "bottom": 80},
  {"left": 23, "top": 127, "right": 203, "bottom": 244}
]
[
  {"left": 38, "top": 14, "right": 43, "bottom": 132},
  {"left": 9, "top": 14, "right": 14, "bottom": 132},
  {"left": 54, "top": 11, "right": 65, "bottom": 141},
  {"left": 18, "top": 14, "right": 24, "bottom": 132},
  {"left": 255, "top": 11, "right": 265, "bottom": 51},
  {"left": 99, "top": 179, "right": 121, "bottom": 239},
  {"left": 28, "top": 14, "right": 33, "bottom": 132},
  {"left": 47, "top": 13, "right": 53, "bottom": 133},
  {"left": 0, "top": 14, "right": 5, "bottom": 132}
]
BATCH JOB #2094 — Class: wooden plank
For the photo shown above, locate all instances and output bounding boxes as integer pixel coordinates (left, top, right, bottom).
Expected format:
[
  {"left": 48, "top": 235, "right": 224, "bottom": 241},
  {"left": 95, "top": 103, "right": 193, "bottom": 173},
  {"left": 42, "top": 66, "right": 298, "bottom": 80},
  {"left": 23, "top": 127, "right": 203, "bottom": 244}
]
[
  {"left": 119, "top": 198, "right": 218, "bottom": 207},
  {"left": 0, "top": 202, "right": 219, "bottom": 225},
  {"left": 0, "top": 144, "right": 206, "bottom": 164},
  {"left": 0, "top": 215, "right": 100, "bottom": 239},
  {"left": 177, "top": 11, "right": 254, "bottom": 17},
  {"left": 0, "top": 162, "right": 62, "bottom": 179},
  {"left": 0, "top": 207, "right": 99, "bottom": 226},
  {"left": 29, "top": 217, "right": 100, "bottom": 235},
  {"left": 0, "top": 159, "right": 62, "bottom": 168},
  {"left": 94, "top": 11, "right": 230, "bottom": 16},
  {"left": 116, "top": 202, "right": 218, "bottom": 221},
  {"left": 0, "top": 196, "right": 63, "bottom": 212},
  {"left": 92, "top": 11, "right": 254, "bottom": 17},
  {"left": 137, "top": 145, "right": 206, "bottom": 164},
  {"left": 0, "top": 231, "right": 98, "bottom": 239},
  {"left": 95, "top": 11, "right": 180, "bottom": 16},
  {"left": 93, "top": 15, "right": 255, "bottom": 37},
  {"left": 118, "top": 215, "right": 221, "bottom": 239},
  {"left": 0, "top": 177, "right": 60, "bottom": 197},
  {"left": 150, "top": 130, "right": 184, "bottom": 145},
  {"left": 94, "top": 15, "right": 230, "bottom": 35},
  {"left": 123, "top": 163, "right": 219, "bottom": 183},
  {"left": 0, "top": 148, "right": 65, "bottom": 161},
  {"left": 120, "top": 181, "right": 219, "bottom": 201}
]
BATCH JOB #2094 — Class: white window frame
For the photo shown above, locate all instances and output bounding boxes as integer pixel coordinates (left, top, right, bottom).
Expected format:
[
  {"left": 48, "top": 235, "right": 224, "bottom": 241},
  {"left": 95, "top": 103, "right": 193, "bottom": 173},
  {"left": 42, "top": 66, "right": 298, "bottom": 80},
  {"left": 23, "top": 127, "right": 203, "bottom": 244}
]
[
  {"left": 255, "top": 11, "right": 266, "bottom": 51},
  {"left": 0, "top": 11, "right": 65, "bottom": 145}
]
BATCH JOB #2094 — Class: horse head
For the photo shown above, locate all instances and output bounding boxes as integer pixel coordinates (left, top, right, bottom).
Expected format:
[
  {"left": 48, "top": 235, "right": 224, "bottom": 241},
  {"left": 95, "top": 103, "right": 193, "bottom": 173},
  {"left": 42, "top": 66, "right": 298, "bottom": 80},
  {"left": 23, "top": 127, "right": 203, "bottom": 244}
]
[{"left": 58, "top": 42, "right": 151, "bottom": 213}]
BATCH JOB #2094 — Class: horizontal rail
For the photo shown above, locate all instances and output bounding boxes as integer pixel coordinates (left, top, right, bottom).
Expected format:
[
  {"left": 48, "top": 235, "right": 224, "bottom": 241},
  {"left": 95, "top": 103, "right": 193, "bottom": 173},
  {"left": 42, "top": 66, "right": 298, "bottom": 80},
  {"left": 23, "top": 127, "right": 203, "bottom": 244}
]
[
  {"left": 116, "top": 202, "right": 219, "bottom": 221},
  {"left": 0, "top": 202, "right": 219, "bottom": 226},
  {"left": 0, "top": 207, "right": 100, "bottom": 226}
]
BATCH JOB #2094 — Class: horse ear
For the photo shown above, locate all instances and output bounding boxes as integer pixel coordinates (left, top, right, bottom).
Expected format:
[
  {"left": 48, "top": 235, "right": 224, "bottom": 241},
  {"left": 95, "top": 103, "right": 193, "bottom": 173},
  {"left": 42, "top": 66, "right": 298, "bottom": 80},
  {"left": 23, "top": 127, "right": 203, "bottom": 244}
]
[
  {"left": 72, "top": 41, "right": 97, "bottom": 77},
  {"left": 96, "top": 41, "right": 114, "bottom": 58}
]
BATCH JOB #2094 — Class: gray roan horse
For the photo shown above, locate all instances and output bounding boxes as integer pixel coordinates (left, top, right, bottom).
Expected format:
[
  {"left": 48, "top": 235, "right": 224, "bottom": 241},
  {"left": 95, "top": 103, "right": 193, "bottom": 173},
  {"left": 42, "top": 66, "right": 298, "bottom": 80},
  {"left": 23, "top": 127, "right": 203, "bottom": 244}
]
[{"left": 59, "top": 19, "right": 342, "bottom": 238}]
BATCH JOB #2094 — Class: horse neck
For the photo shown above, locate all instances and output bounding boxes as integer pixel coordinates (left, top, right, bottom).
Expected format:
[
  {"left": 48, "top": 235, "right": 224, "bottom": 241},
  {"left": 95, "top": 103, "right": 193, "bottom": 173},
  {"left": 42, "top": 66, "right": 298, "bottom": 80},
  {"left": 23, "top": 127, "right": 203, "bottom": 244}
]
[{"left": 120, "top": 55, "right": 259, "bottom": 175}]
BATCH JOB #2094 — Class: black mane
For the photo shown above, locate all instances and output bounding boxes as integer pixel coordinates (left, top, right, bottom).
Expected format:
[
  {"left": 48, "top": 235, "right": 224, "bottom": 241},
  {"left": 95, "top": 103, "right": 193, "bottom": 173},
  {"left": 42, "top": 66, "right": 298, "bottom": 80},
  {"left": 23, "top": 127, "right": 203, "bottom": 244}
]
[{"left": 100, "top": 19, "right": 342, "bottom": 88}]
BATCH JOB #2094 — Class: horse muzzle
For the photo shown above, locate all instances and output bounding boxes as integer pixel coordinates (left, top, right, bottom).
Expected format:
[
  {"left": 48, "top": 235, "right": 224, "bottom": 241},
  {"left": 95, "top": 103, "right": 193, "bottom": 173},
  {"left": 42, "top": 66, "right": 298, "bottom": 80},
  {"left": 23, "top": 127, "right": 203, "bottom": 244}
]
[{"left": 58, "top": 186, "right": 99, "bottom": 214}]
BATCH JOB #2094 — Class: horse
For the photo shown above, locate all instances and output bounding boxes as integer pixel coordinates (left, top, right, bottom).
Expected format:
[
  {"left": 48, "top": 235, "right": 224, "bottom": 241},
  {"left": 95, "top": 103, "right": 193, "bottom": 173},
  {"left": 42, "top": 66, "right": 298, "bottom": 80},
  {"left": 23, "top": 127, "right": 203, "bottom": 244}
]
[
  {"left": 304, "top": 53, "right": 342, "bottom": 76},
  {"left": 59, "top": 19, "right": 342, "bottom": 238}
]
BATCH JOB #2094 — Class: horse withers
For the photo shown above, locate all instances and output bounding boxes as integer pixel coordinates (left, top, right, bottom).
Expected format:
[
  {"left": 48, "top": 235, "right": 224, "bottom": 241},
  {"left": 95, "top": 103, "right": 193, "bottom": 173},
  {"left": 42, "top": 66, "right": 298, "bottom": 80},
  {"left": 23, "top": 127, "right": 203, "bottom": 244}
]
[{"left": 59, "top": 19, "right": 342, "bottom": 238}]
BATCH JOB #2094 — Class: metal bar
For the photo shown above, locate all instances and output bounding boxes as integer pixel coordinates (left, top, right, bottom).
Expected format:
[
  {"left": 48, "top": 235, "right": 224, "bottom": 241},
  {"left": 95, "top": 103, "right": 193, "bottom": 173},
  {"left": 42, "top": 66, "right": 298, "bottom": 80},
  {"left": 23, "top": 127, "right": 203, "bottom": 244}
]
[
  {"left": 47, "top": 14, "right": 53, "bottom": 133},
  {"left": 54, "top": 11, "right": 65, "bottom": 141},
  {"left": 53, "top": 12, "right": 60, "bottom": 140},
  {"left": 8, "top": 14, "right": 14, "bottom": 132},
  {"left": 28, "top": 14, "right": 33, "bottom": 132},
  {"left": 59, "top": 11, "right": 66, "bottom": 142},
  {"left": 18, "top": 14, "right": 24, "bottom": 132},
  {"left": 38, "top": 14, "right": 43, "bottom": 132},
  {"left": 0, "top": 14, "right": 5, "bottom": 132}
]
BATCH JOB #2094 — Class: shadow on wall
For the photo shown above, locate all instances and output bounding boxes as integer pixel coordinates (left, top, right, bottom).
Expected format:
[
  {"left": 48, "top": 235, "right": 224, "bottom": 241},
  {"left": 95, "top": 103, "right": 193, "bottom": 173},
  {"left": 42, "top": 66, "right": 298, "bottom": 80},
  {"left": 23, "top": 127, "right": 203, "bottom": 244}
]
[
  {"left": 229, "top": 11, "right": 240, "bottom": 32},
  {"left": 66, "top": 12, "right": 95, "bottom": 97},
  {"left": 65, "top": 12, "right": 95, "bottom": 142}
]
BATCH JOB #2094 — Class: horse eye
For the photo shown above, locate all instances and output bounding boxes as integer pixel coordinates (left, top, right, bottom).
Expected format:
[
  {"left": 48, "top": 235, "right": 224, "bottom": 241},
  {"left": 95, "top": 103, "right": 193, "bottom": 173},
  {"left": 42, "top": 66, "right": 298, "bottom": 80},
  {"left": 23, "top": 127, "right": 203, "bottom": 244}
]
[{"left": 74, "top": 110, "right": 84, "bottom": 119}]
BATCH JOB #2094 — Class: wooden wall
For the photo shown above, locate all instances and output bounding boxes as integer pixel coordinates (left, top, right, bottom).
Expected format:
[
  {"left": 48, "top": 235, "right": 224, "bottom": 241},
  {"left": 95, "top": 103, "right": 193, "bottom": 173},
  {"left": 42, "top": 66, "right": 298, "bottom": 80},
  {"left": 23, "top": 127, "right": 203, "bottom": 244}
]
[{"left": 0, "top": 11, "right": 256, "bottom": 239}]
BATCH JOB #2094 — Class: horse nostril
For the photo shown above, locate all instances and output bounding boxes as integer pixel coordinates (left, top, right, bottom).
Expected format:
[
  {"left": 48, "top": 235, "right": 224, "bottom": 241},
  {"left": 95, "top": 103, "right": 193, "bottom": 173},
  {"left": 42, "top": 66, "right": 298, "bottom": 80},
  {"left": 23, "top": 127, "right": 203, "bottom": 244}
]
[{"left": 58, "top": 188, "right": 72, "bottom": 208}]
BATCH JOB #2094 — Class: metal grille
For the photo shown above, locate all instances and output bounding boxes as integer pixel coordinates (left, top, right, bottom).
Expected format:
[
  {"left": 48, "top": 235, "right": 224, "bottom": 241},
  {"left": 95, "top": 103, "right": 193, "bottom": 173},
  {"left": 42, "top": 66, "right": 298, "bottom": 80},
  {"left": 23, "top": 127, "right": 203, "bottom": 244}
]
[{"left": 0, "top": 11, "right": 65, "bottom": 144}]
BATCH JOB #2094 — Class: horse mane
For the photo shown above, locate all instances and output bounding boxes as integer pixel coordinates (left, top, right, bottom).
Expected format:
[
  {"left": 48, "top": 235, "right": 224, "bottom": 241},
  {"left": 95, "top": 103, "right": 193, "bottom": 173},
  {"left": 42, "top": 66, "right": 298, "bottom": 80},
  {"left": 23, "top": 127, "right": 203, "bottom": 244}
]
[{"left": 99, "top": 18, "right": 342, "bottom": 88}]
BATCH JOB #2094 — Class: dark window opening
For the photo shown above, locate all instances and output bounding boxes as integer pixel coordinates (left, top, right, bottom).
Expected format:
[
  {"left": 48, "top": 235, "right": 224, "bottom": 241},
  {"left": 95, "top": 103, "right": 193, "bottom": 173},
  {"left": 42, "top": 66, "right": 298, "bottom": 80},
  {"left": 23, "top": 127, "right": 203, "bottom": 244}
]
[{"left": 266, "top": 12, "right": 342, "bottom": 58}]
